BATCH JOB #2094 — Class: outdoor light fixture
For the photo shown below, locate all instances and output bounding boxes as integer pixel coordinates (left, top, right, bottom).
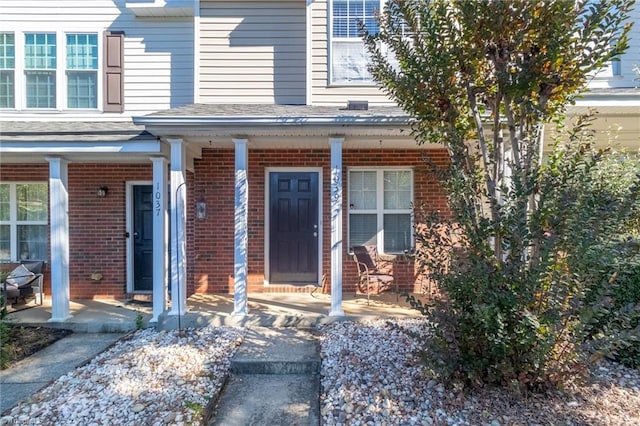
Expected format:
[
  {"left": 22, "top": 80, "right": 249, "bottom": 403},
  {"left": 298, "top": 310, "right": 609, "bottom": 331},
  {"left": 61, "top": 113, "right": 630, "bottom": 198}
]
[
  {"left": 96, "top": 186, "right": 108, "bottom": 198},
  {"left": 196, "top": 198, "right": 207, "bottom": 219}
]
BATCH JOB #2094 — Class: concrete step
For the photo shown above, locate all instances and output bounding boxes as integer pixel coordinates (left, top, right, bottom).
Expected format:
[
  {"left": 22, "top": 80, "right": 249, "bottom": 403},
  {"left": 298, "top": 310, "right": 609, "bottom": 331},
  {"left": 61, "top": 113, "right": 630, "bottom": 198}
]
[
  {"left": 208, "top": 374, "right": 320, "bottom": 426},
  {"left": 231, "top": 327, "right": 320, "bottom": 375},
  {"left": 207, "top": 327, "right": 321, "bottom": 426}
]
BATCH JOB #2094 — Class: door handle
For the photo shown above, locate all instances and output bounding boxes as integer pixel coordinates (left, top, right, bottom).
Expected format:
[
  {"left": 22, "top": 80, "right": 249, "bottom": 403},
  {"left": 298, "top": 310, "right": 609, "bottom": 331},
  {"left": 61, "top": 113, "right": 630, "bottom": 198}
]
[{"left": 313, "top": 232, "right": 318, "bottom": 237}]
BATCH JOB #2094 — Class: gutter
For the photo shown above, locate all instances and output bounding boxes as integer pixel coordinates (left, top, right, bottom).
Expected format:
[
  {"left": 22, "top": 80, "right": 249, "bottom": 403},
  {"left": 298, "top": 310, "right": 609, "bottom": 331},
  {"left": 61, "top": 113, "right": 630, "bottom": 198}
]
[{"left": 132, "top": 115, "right": 412, "bottom": 127}]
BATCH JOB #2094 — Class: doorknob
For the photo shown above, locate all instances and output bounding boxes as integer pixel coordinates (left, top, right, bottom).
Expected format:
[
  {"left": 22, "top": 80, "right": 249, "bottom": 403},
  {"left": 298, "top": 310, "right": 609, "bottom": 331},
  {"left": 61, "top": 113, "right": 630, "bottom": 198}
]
[{"left": 313, "top": 232, "right": 318, "bottom": 237}]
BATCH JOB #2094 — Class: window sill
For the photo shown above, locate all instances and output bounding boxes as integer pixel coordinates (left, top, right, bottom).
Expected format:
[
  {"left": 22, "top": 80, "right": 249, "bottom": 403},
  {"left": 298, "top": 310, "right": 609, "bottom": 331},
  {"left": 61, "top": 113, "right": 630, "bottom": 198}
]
[{"left": 328, "top": 82, "right": 380, "bottom": 88}]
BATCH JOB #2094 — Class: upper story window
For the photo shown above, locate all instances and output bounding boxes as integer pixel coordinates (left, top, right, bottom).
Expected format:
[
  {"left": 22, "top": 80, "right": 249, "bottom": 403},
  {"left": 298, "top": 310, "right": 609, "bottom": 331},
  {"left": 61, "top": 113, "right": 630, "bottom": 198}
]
[
  {"left": 349, "top": 169, "right": 413, "bottom": 253},
  {"left": 0, "top": 30, "right": 123, "bottom": 112},
  {"left": 0, "top": 33, "right": 15, "bottom": 108},
  {"left": 331, "top": 0, "right": 383, "bottom": 85},
  {"left": 25, "top": 33, "right": 57, "bottom": 108},
  {"left": 66, "top": 33, "right": 98, "bottom": 109},
  {"left": 0, "top": 183, "right": 48, "bottom": 262}
]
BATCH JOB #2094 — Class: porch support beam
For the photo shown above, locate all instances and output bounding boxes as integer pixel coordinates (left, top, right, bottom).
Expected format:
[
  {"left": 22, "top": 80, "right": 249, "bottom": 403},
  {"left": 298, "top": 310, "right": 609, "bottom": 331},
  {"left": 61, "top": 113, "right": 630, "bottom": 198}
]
[
  {"left": 329, "top": 137, "right": 345, "bottom": 316},
  {"left": 168, "top": 138, "right": 188, "bottom": 316},
  {"left": 150, "top": 156, "right": 169, "bottom": 323},
  {"left": 46, "top": 157, "right": 72, "bottom": 322},
  {"left": 232, "top": 138, "right": 249, "bottom": 317}
]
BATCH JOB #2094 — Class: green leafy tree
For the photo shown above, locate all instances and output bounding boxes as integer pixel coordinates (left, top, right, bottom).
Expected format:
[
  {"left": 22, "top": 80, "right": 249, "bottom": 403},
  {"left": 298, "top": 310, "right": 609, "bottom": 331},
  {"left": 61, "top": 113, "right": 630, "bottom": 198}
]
[{"left": 363, "top": 0, "right": 637, "bottom": 388}]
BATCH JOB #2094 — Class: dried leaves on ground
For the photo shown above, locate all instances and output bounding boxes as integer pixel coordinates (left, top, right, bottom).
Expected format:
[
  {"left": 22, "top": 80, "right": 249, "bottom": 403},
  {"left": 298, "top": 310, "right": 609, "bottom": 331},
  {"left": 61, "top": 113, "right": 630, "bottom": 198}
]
[{"left": 1, "top": 324, "right": 72, "bottom": 369}]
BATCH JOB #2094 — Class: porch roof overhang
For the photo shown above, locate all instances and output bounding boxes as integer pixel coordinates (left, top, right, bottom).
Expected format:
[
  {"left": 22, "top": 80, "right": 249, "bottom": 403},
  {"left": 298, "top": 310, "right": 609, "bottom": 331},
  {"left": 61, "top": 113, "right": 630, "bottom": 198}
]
[
  {"left": 0, "top": 121, "right": 167, "bottom": 164},
  {"left": 132, "top": 103, "right": 426, "bottom": 149}
]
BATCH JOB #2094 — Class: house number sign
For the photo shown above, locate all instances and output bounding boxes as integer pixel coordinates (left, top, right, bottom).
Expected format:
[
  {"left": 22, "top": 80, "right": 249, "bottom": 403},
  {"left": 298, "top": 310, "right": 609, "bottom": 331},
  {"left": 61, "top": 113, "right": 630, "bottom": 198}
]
[{"left": 155, "top": 182, "right": 162, "bottom": 217}]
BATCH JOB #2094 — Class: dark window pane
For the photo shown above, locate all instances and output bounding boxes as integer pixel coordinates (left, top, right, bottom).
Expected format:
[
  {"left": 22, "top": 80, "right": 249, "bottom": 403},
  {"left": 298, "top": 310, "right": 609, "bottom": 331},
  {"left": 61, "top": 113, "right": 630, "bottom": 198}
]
[
  {"left": 384, "top": 214, "right": 411, "bottom": 252},
  {"left": 350, "top": 213, "right": 377, "bottom": 247}
]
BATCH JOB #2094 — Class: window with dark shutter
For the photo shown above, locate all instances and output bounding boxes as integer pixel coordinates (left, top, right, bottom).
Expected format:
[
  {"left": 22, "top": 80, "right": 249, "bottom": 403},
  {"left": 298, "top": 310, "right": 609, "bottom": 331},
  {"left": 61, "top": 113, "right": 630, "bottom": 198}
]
[{"left": 103, "top": 31, "right": 124, "bottom": 112}]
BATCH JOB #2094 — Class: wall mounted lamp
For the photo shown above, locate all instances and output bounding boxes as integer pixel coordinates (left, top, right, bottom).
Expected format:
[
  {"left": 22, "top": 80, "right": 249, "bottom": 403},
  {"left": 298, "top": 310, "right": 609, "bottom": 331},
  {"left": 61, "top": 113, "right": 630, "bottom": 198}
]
[
  {"left": 196, "top": 198, "right": 207, "bottom": 220},
  {"left": 96, "top": 186, "right": 108, "bottom": 198}
]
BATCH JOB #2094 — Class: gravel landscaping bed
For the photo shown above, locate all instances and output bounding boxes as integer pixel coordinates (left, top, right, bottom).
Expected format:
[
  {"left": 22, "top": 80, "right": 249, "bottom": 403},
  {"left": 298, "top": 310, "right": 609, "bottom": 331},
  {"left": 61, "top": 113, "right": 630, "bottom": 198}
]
[
  {"left": 1, "top": 327, "right": 244, "bottom": 426},
  {"left": 319, "top": 318, "right": 640, "bottom": 426},
  {"left": 2, "top": 320, "right": 638, "bottom": 425}
]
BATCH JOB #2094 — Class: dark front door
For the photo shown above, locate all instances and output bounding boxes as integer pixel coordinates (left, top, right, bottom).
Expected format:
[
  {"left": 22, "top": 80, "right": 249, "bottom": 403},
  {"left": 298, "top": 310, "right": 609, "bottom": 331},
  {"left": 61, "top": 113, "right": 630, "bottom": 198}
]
[
  {"left": 133, "top": 185, "right": 153, "bottom": 292},
  {"left": 269, "top": 172, "right": 319, "bottom": 284}
]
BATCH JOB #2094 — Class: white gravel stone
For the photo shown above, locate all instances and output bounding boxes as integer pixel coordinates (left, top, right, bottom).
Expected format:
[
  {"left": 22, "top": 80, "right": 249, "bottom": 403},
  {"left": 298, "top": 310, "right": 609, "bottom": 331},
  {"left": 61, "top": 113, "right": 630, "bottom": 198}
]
[
  {"left": 2, "top": 327, "right": 243, "bottom": 426},
  {"left": 318, "top": 318, "right": 640, "bottom": 426}
]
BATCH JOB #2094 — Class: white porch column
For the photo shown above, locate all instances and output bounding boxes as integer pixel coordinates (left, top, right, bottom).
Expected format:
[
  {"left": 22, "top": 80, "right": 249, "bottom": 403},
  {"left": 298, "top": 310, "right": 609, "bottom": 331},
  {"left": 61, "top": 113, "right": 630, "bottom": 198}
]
[
  {"left": 150, "top": 156, "right": 169, "bottom": 323},
  {"left": 233, "top": 138, "right": 249, "bottom": 317},
  {"left": 168, "top": 139, "right": 188, "bottom": 316},
  {"left": 329, "top": 137, "right": 345, "bottom": 316},
  {"left": 46, "top": 157, "right": 72, "bottom": 322}
]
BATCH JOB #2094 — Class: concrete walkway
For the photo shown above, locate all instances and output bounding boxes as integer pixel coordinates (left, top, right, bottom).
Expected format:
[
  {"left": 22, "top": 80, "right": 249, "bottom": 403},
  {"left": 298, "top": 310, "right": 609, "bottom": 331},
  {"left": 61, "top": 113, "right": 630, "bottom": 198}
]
[
  {"left": 0, "top": 333, "right": 125, "bottom": 414},
  {"left": 208, "top": 327, "right": 320, "bottom": 425},
  {"left": 2, "top": 292, "right": 427, "bottom": 420}
]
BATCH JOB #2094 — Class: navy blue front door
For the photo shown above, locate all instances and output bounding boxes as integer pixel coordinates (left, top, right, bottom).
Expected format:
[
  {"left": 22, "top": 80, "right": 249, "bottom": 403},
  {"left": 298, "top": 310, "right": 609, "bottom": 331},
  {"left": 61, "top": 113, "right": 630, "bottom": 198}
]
[
  {"left": 133, "top": 185, "right": 153, "bottom": 292},
  {"left": 269, "top": 172, "right": 319, "bottom": 284}
]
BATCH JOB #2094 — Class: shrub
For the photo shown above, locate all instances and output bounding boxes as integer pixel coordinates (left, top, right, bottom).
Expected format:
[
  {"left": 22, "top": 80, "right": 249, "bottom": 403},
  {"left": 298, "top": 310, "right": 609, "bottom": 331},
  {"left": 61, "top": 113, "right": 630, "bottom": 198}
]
[{"left": 409, "top": 121, "right": 640, "bottom": 389}]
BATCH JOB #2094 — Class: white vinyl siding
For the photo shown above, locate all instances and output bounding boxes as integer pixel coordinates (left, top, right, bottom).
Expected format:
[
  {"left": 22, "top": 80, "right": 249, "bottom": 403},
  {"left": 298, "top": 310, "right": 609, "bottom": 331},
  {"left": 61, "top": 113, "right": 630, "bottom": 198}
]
[
  {"left": 199, "top": 0, "right": 306, "bottom": 105},
  {"left": 0, "top": 0, "right": 194, "bottom": 115}
]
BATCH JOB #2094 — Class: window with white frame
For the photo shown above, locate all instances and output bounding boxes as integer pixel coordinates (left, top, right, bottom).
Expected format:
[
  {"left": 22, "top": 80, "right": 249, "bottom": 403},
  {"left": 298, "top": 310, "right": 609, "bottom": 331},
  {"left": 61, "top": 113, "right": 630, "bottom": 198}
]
[
  {"left": 331, "top": 0, "right": 383, "bottom": 84},
  {"left": 0, "top": 33, "right": 15, "bottom": 108},
  {"left": 0, "top": 31, "right": 102, "bottom": 110},
  {"left": 66, "top": 33, "right": 98, "bottom": 108},
  {"left": 349, "top": 169, "right": 413, "bottom": 253},
  {"left": 0, "top": 183, "right": 48, "bottom": 262},
  {"left": 25, "top": 33, "right": 57, "bottom": 108}
]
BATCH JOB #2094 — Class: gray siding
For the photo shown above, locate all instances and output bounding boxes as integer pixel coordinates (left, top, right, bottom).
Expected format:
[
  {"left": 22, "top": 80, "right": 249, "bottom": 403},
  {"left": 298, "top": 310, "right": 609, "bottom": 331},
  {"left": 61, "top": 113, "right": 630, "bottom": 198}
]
[{"left": 199, "top": 0, "right": 306, "bottom": 105}]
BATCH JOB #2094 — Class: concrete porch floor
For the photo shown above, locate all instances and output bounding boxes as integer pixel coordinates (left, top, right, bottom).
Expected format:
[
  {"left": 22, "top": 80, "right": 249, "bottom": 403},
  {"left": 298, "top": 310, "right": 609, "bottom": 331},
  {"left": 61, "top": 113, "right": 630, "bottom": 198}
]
[{"left": 4, "top": 292, "right": 430, "bottom": 332}]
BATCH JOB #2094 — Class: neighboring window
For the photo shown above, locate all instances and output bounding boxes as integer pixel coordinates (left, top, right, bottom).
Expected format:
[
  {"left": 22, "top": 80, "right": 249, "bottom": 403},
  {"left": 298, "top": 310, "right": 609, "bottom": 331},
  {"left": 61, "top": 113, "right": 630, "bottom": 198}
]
[
  {"left": 349, "top": 169, "right": 413, "bottom": 253},
  {"left": 25, "top": 33, "right": 57, "bottom": 108},
  {"left": 611, "top": 57, "right": 621, "bottom": 76},
  {"left": 0, "top": 183, "right": 48, "bottom": 262},
  {"left": 66, "top": 33, "right": 98, "bottom": 108},
  {"left": 0, "top": 32, "right": 15, "bottom": 108},
  {"left": 331, "top": 0, "right": 382, "bottom": 84},
  {"left": 3, "top": 30, "right": 123, "bottom": 111}
]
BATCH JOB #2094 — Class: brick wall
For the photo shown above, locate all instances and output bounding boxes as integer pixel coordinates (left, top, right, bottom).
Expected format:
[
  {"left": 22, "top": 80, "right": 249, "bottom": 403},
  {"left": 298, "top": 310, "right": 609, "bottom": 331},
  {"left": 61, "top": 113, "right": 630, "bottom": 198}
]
[
  {"left": 191, "top": 148, "right": 451, "bottom": 295},
  {"left": 0, "top": 163, "right": 152, "bottom": 299},
  {"left": 1, "top": 150, "right": 451, "bottom": 300},
  {"left": 67, "top": 164, "right": 151, "bottom": 299}
]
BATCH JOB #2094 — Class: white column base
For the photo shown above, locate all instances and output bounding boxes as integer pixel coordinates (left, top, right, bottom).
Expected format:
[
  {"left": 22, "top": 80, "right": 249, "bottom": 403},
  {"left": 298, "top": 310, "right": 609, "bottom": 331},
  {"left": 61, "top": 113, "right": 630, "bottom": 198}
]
[{"left": 48, "top": 314, "right": 73, "bottom": 323}]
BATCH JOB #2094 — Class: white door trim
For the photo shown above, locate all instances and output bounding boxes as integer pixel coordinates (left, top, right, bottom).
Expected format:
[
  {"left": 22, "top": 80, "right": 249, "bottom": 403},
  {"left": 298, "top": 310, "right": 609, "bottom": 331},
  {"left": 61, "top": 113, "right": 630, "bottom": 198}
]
[
  {"left": 126, "top": 180, "right": 152, "bottom": 294},
  {"left": 264, "top": 167, "right": 323, "bottom": 286}
]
